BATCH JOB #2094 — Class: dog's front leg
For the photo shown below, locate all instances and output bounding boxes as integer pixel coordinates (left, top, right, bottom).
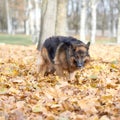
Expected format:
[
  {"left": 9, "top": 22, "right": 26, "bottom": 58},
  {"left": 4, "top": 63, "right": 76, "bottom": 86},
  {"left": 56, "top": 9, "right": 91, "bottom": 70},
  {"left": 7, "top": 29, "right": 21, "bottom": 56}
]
[
  {"left": 69, "top": 71, "right": 77, "bottom": 80},
  {"left": 69, "top": 71, "right": 80, "bottom": 84},
  {"left": 54, "top": 64, "right": 64, "bottom": 77}
]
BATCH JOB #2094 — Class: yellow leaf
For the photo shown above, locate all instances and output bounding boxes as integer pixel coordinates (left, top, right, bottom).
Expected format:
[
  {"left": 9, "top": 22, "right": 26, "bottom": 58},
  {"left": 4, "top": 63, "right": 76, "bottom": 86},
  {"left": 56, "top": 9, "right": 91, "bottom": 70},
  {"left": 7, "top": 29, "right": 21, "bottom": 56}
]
[
  {"left": 12, "top": 69, "right": 19, "bottom": 76},
  {"left": 11, "top": 78, "right": 24, "bottom": 83},
  {"left": 32, "top": 104, "right": 45, "bottom": 113},
  {"left": 89, "top": 74, "right": 98, "bottom": 80},
  {"left": 0, "top": 116, "right": 6, "bottom": 120},
  {"left": 89, "top": 115, "right": 99, "bottom": 120},
  {"left": 55, "top": 76, "right": 60, "bottom": 81},
  {"left": 16, "top": 101, "right": 25, "bottom": 109},
  {"left": 45, "top": 115, "right": 55, "bottom": 120},
  {"left": 100, "top": 115, "right": 110, "bottom": 120},
  {"left": 78, "top": 99, "right": 98, "bottom": 114},
  {"left": 61, "top": 100, "right": 74, "bottom": 111},
  {"left": 9, "top": 87, "right": 20, "bottom": 94},
  {"left": 32, "top": 105, "right": 41, "bottom": 113},
  {"left": 110, "top": 63, "right": 118, "bottom": 69},
  {"left": 0, "top": 87, "right": 8, "bottom": 94},
  {"left": 102, "top": 95, "right": 112, "bottom": 100},
  {"left": 93, "top": 65, "right": 102, "bottom": 71},
  {"left": 90, "top": 83, "right": 97, "bottom": 88},
  {"left": 51, "top": 104, "right": 61, "bottom": 109},
  {"left": 101, "top": 95, "right": 113, "bottom": 103}
]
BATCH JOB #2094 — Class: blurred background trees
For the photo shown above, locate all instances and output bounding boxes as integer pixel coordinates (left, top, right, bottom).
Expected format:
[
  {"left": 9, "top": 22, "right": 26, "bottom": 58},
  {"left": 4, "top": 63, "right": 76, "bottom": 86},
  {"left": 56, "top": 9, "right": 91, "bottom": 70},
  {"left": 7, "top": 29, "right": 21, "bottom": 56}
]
[{"left": 0, "top": 0, "right": 120, "bottom": 45}]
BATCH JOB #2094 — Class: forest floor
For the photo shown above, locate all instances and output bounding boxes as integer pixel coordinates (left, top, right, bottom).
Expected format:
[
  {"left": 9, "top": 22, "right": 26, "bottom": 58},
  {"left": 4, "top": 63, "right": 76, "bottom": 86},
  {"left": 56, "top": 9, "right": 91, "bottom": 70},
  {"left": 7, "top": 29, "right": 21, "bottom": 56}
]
[{"left": 0, "top": 44, "right": 120, "bottom": 120}]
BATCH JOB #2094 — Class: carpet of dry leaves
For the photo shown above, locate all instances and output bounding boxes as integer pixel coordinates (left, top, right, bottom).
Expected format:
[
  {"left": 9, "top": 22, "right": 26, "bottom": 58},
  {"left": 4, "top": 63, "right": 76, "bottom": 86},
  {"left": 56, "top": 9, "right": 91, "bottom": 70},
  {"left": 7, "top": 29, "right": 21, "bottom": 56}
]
[{"left": 0, "top": 44, "right": 120, "bottom": 120}]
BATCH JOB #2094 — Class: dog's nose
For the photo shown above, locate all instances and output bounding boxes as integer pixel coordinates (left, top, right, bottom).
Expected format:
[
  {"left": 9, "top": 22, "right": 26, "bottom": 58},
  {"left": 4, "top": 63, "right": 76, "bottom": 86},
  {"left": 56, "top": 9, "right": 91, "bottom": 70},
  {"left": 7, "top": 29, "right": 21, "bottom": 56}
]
[
  {"left": 77, "top": 62, "right": 84, "bottom": 68},
  {"left": 78, "top": 63, "right": 83, "bottom": 67}
]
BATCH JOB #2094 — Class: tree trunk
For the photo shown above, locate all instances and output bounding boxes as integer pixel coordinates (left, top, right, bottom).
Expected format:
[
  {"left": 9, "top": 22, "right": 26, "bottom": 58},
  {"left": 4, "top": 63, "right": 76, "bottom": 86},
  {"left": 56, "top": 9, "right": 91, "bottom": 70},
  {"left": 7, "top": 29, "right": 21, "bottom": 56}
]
[
  {"left": 55, "top": 0, "right": 68, "bottom": 36},
  {"left": 5, "top": 0, "right": 12, "bottom": 34},
  {"left": 113, "top": 20, "right": 117, "bottom": 37},
  {"left": 117, "top": 16, "right": 120, "bottom": 44},
  {"left": 25, "top": 0, "right": 30, "bottom": 35},
  {"left": 29, "top": 0, "right": 35, "bottom": 40},
  {"left": 80, "top": 0, "right": 87, "bottom": 42},
  {"left": 37, "top": 0, "right": 57, "bottom": 50},
  {"left": 25, "top": 19, "right": 30, "bottom": 35},
  {"left": 91, "top": 0, "right": 97, "bottom": 44},
  {"left": 109, "top": 0, "right": 114, "bottom": 37},
  {"left": 101, "top": 0, "right": 105, "bottom": 36},
  {"left": 34, "top": 0, "right": 41, "bottom": 43}
]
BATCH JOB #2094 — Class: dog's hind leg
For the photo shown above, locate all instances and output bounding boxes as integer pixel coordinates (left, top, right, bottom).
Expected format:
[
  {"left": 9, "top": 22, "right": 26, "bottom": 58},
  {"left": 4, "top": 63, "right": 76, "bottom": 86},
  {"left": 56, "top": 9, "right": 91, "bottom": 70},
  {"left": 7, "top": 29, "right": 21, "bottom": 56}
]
[
  {"left": 39, "top": 62, "right": 48, "bottom": 76},
  {"left": 37, "top": 52, "right": 48, "bottom": 77},
  {"left": 44, "top": 65, "right": 55, "bottom": 76}
]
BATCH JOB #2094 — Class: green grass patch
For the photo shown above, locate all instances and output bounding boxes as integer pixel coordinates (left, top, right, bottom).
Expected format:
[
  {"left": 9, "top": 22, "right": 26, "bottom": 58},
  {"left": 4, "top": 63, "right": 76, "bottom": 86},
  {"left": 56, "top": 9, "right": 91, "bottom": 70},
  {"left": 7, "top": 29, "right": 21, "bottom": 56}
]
[
  {"left": 0, "top": 34, "right": 34, "bottom": 46},
  {"left": 96, "top": 37, "right": 116, "bottom": 44}
]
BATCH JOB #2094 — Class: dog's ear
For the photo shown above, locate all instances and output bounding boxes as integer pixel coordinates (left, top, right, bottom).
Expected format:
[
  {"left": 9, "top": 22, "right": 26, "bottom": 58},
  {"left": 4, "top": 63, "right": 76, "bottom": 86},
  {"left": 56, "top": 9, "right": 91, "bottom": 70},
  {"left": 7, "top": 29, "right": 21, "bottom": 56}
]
[{"left": 86, "top": 42, "right": 90, "bottom": 49}]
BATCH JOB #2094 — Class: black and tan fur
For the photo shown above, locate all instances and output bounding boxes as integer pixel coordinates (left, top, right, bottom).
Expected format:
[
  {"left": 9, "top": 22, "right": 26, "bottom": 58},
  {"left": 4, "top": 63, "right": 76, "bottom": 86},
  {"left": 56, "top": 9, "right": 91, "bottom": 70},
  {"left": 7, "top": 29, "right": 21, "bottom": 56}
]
[{"left": 37, "top": 36, "right": 90, "bottom": 79}]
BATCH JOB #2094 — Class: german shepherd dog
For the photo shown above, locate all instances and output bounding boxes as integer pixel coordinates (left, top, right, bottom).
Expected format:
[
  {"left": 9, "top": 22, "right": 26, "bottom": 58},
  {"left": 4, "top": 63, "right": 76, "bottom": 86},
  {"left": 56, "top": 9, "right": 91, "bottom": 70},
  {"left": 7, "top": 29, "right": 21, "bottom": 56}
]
[{"left": 37, "top": 36, "right": 90, "bottom": 79}]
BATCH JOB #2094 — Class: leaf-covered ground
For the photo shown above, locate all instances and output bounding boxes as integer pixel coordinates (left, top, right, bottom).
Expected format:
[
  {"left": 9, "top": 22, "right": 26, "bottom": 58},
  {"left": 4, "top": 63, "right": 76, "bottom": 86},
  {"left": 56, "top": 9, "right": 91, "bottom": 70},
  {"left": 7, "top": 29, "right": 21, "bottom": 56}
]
[{"left": 0, "top": 44, "right": 120, "bottom": 120}]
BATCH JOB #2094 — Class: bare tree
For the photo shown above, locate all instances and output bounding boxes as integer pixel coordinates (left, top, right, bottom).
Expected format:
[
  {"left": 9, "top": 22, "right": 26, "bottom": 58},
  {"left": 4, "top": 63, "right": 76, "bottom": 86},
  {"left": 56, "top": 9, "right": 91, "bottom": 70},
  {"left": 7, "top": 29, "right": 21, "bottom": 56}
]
[
  {"left": 29, "top": 0, "right": 35, "bottom": 38},
  {"left": 80, "top": 0, "right": 87, "bottom": 42},
  {"left": 0, "top": 1, "right": 7, "bottom": 32},
  {"left": 116, "top": 0, "right": 120, "bottom": 43},
  {"left": 117, "top": 17, "right": 120, "bottom": 43},
  {"left": 34, "top": 0, "right": 41, "bottom": 43},
  {"left": 37, "top": 0, "right": 57, "bottom": 50},
  {"left": 99, "top": 0, "right": 106, "bottom": 36},
  {"left": 25, "top": 0, "right": 31, "bottom": 35},
  {"left": 5, "top": 0, "right": 12, "bottom": 34},
  {"left": 91, "top": 0, "right": 99, "bottom": 44},
  {"left": 67, "top": 0, "right": 80, "bottom": 33},
  {"left": 55, "top": 0, "right": 68, "bottom": 36}
]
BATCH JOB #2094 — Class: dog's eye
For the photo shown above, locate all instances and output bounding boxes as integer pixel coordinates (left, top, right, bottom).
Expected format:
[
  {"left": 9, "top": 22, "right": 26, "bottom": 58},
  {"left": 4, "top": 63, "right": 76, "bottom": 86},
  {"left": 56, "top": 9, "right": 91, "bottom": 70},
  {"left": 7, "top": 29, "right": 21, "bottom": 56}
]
[
  {"left": 81, "top": 53, "right": 86, "bottom": 57},
  {"left": 73, "top": 59, "right": 77, "bottom": 65},
  {"left": 75, "top": 54, "right": 79, "bottom": 58},
  {"left": 70, "top": 54, "right": 74, "bottom": 57}
]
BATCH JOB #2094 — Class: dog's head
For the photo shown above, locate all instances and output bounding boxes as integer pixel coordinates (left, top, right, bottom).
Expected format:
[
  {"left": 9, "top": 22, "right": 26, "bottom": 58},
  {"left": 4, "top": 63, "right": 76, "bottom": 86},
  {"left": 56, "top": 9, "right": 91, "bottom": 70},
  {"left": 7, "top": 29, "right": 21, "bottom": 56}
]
[{"left": 70, "top": 42, "right": 90, "bottom": 68}]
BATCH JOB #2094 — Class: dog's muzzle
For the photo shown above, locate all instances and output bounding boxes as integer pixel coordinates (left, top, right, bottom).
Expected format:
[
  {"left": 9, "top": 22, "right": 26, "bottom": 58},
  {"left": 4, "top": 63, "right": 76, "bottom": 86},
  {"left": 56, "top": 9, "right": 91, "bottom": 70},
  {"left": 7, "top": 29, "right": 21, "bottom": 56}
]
[{"left": 77, "top": 61, "right": 84, "bottom": 68}]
